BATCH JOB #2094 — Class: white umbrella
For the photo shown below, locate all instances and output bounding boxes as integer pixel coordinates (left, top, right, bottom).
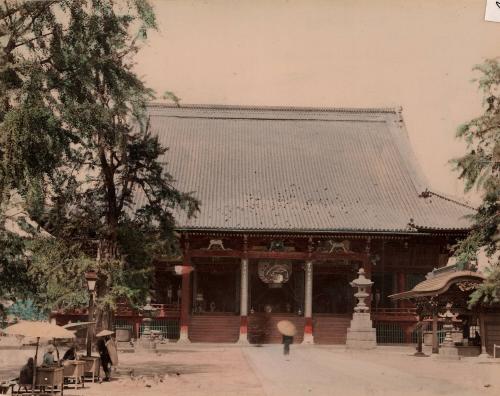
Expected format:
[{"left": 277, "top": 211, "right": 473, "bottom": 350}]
[
  {"left": 95, "top": 329, "right": 114, "bottom": 337},
  {"left": 63, "top": 321, "right": 96, "bottom": 330},
  {"left": 5, "top": 321, "right": 75, "bottom": 339},
  {"left": 277, "top": 320, "right": 297, "bottom": 337},
  {"left": 4, "top": 321, "right": 75, "bottom": 392}
]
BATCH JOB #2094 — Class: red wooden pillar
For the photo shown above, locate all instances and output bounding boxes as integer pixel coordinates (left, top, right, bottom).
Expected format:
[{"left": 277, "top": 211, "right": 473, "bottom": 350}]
[
  {"left": 363, "top": 239, "right": 373, "bottom": 311},
  {"left": 178, "top": 251, "right": 192, "bottom": 343},
  {"left": 397, "top": 272, "right": 406, "bottom": 308},
  {"left": 302, "top": 260, "right": 314, "bottom": 344},
  {"left": 404, "top": 323, "right": 413, "bottom": 343},
  {"left": 238, "top": 236, "right": 249, "bottom": 343},
  {"left": 302, "top": 238, "right": 314, "bottom": 344}
]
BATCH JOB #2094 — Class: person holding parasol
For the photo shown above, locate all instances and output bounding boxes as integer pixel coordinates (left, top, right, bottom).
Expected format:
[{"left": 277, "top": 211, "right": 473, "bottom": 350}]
[{"left": 277, "top": 320, "right": 297, "bottom": 359}]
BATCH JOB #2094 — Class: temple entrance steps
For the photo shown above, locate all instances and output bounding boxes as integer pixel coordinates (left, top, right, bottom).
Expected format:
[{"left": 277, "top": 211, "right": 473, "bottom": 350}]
[
  {"left": 313, "top": 314, "right": 352, "bottom": 344},
  {"left": 248, "top": 314, "right": 305, "bottom": 344},
  {"left": 189, "top": 314, "right": 240, "bottom": 343}
]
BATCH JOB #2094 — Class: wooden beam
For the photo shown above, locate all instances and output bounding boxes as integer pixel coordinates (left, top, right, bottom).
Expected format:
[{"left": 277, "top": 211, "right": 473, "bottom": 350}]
[{"left": 188, "top": 248, "right": 368, "bottom": 261}]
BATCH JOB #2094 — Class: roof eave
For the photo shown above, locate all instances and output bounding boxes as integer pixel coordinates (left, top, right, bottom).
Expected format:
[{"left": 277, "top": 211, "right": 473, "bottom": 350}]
[{"left": 174, "top": 227, "right": 432, "bottom": 236}]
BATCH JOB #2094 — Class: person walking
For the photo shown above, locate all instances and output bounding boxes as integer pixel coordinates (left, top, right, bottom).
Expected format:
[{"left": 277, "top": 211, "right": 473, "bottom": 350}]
[
  {"left": 97, "top": 337, "right": 111, "bottom": 381},
  {"left": 277, "top": 320, "right": 297, "bottom": 361},
  {"left": 96, "top": 329, "right": 117, "bottom": 382},
  {"left": 282, "top": 334, "right": 293, "bottom": 356}
]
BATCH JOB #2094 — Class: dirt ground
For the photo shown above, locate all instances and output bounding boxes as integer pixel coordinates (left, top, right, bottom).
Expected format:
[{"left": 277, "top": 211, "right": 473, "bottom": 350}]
[{"left": 1, "top": 343, "right": 499, "bottom": 396}]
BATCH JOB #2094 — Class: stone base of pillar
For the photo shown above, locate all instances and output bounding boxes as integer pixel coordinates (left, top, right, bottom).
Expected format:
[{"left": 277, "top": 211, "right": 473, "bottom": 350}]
[
  {"left": 346, "top": 312, "right": 377, "bottom": 349},
  {"left": 302, "top": 332, "right": 314, "bottom": 345},
  {"left": 237, "top": 332, "right": 250, "bottom": 344},
  {"left": 136, "top": 338, "right": 157, "bottom": 352},
  {"left": 477, "top": 350, "right": 491, "bottom": 360},
  {"left": 436, "top": 345, "right": 460, "bottom": 360},
  {"left": 177, "top": 327, "right": 191, "bottom": 343}
]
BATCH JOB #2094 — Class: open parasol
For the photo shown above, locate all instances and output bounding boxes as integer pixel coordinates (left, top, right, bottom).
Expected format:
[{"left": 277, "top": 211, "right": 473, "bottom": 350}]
[
  {"left": 5, "top": 321, "right": 75, "bottom": 339},
  {"left": 63, "top": 321, "right": 96, "bottom": 330},
  {"left": 4, "top": 321, "right": 75, "bottom": 392},
  {"left": 277, "top": 320, "right": 297, "bottom": 337},
  {"left": 96, "top": 329, "right": 114, "bottom": 337}
]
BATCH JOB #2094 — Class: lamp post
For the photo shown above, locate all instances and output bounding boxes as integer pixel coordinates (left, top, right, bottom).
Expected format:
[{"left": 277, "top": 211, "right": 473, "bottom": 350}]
[{"left": 85, "top": 270, "right": 97, "bottom": 357}]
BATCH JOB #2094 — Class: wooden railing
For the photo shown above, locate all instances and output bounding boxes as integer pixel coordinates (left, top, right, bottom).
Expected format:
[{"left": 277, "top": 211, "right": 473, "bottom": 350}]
[
  {"left": 371, "top": 307, "right": 417, "bottom": 316},
  {"left": 51, "top": 303, "right": 180, "bottom": 318}
]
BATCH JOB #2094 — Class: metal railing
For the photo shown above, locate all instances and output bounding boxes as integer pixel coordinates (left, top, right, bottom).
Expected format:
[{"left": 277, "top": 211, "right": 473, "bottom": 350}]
[
  {"left": 375, "top": 322, "right": 406, "bottom": 344},
  {"left": 115, "top": 303, "right": 180, "bottom": 317},
  {"left": 139, "top": 318, "right": 180, "bottom": 340}
]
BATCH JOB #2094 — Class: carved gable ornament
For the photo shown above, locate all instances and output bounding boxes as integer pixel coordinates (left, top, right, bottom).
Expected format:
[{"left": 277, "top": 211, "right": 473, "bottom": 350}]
[
  {"left": 258, "top": 260, "right": 292, "bottom": 285},
  {"left": 456, "top": 280, "right": 480, "bottom": 292},
  {"left": 317, "top": 239, "right": 351, "bottom": 253}
]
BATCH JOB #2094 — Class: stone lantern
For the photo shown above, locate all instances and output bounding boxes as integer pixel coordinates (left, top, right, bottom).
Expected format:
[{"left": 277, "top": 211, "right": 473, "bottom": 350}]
[
  {"left": 346, "top": 268, "right": 377, "bottom": 349},
  {"left": 351, "top": 268, "right": 372, "bottom": 313},
  {"left": 138, "top": 296, "right": 159, "bottom": 351},
  {"left": 438, "top": 302, "right": 459, "bottom": 360}
]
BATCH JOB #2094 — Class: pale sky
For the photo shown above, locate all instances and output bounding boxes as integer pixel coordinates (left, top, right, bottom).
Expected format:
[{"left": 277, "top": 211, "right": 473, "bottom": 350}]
[{"left": 135, "top": 0, "right": 500, "bottom": 203}]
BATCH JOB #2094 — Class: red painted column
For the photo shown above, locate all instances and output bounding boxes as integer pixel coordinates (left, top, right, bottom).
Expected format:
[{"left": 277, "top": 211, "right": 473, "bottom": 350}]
[
  {"left": 397, "top": 272, "right": 406, "bottom": 308},
  {"left": 238, "top": 257, "right": 250, "bottom": 343},
  {"left": 178, "top": 253, "right": 192, "bottom": 343},
  {"left": 302, "top": 260, "right": 314, "bottom": 344}
]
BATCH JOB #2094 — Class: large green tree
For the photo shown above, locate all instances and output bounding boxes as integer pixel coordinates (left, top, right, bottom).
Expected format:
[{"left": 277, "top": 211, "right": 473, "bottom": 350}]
[
  {"left": 453, "top": 59, "right": 500, "bottom": 305},
  {"left": 1, "top": 0, "right": 199, "bottom": 328},
  {"left": 0, "top": 0, "right": 69, "bottom": 302}
]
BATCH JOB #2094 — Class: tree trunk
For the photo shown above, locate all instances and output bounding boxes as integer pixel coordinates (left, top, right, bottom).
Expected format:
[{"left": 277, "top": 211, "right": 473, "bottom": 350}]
[{"left": 94, "top": 239, "right": 119, "bottom": 333}]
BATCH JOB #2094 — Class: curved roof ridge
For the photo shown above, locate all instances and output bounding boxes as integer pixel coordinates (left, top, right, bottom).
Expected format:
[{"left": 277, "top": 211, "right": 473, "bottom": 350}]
[
  {"left": 390, "top": 270, "right": 485, "bottom": 300},
  {"left": 419, "top": 189, "right": 476, "bottom": 210},
  {"left": 147, "top": 102, "right": 402, "bottom": 114}
]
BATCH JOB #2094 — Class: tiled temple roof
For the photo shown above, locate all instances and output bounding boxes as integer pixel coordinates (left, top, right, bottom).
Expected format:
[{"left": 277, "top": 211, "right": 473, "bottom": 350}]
[{"left": 135, "top": 104, "right": 474, "bottom": 233}]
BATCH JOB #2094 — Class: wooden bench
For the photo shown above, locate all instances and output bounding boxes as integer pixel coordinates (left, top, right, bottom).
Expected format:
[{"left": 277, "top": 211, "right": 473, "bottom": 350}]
[
  {"left": 63, "top": 360, "right": 85, "bottom": 389},
  {"left": 79, "top": 356, "right": 101, "bottom": 383}
]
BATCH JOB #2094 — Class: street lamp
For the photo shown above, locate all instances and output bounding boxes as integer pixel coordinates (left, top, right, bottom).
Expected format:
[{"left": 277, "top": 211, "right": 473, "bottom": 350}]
[
  {"left": 85, "top": 270, "right": 98, "bottom": 357},
  {"left": 85, "top": 270, "right": 97, "bottom": 292}
]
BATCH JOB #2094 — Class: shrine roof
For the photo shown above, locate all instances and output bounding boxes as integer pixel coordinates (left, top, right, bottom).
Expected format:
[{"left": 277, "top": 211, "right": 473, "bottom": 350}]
[
  {"left": 389, "top": 270, "right": 485, "bottom": 300},
  {"left": 136, "top": 104, "right": 474, "bottom": 233}
]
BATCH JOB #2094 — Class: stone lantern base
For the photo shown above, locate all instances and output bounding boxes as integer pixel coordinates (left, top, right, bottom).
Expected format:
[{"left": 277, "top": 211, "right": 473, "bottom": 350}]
[{"left": 346, "top": 312, "right": 377, "bottom": 349}]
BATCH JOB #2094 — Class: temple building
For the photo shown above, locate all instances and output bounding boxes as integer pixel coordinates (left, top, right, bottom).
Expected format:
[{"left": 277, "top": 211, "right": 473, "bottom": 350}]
[{"left": 57, "top": 104, "right": 475, "bottom": 345}]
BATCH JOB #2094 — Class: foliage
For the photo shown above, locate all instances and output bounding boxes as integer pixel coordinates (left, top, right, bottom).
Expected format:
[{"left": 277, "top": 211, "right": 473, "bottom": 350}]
[
  {"left": 0, "top": 1, "right": 200, "bottom": 325},
  {"left": 7, "top": 299, "right": 47, "bottom": 321},
  {"left": 0, "top": 228, "right": 31, "bottom": 299},
  {"left": 27, "top": 238, "right": 94, "bottom": 311},
  {"left": 469, "top": 265, "right": 500, "bottom": 306},
  {"left": 452, "top": 59, "right": 500, "bottom": 306}
]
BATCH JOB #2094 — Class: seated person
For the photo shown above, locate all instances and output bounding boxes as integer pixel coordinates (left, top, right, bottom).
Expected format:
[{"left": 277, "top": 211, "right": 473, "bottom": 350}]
[
  {"left": 61, "top": 344, "right": 77, "bottom": 362},
  {"left": 42, "top": 345, "right": 56, "bottom": 366},
  {"left": 18, "top": 357, "right": 34, "bottom": 390},
  {"left": 473, "top": 331, "right": 482, "bottom": 347}
]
